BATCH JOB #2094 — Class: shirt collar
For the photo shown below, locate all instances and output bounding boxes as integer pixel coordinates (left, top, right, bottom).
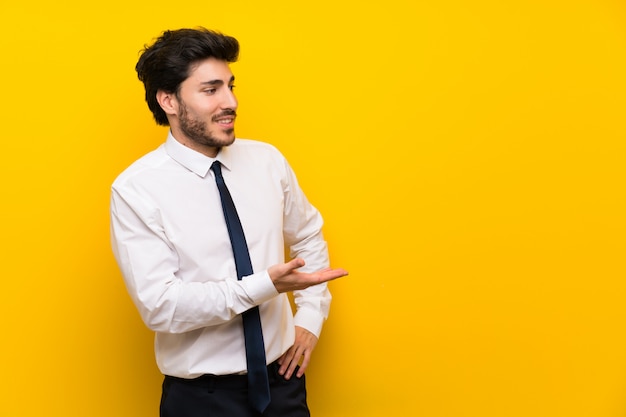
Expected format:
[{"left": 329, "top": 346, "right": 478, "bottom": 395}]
[{"left": 164, "top": 131, "right": 234, "bottom": 177}]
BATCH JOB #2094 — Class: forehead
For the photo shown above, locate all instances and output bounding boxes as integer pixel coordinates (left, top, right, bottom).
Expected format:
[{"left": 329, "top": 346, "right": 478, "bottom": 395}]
[{"left": 185, "top": 57, "right": 234, "bottom": 84}]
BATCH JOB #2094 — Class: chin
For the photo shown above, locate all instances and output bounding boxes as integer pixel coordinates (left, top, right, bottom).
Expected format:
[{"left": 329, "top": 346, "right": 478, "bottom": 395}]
[{"left": 223, "top": 132, "right": 236, "bottom": 144}]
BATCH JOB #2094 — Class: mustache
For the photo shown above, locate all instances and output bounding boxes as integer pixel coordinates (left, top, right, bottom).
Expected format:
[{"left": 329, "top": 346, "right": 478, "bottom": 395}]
[{"left": 212, "top": 109, "right": 237, "bottom": 121}]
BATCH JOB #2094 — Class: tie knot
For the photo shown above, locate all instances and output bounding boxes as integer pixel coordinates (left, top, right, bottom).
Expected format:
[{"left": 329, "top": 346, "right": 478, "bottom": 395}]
[{"left": 211, "top": 161, "right": 222, "bottom": 177}]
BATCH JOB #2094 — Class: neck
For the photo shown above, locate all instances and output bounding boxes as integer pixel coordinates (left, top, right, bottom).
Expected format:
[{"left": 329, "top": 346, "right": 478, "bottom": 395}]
[{"left": 169, "top": 127, "right": 220, "bottom": 158}]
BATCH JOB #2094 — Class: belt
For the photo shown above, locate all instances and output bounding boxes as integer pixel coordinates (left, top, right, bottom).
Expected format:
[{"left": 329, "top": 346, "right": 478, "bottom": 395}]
[{"left": 165, "top": 361, "right": 280, "bottom": 390}]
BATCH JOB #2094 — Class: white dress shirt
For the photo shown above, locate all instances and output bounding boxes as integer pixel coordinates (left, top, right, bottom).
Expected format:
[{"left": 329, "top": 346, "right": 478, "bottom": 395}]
[{"left": 110, "top": 132, "right": 331, "bottom": 378}]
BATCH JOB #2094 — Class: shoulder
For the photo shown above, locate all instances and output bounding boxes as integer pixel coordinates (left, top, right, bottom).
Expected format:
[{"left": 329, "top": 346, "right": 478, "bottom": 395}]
[
  {"left": 224, "top": 139, "right": 298, "bottom": 186},
  {"left": 111, "top": 145, "right": 171, "bottom": 190},
  {"left": 231, "top": 138, "right": 283, "bottom": 157},
  {"left": 227, "top": 138, "right": 290, "bottom": 167}
]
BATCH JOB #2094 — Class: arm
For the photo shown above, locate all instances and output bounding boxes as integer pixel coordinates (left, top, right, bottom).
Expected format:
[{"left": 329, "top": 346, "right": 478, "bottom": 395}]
[
  {"left": 110, "top": 186, "right": 344, "bottom": 335},
  {"left": 276, "top": 159, "right": 347, "bottom": 378},
  {"left": 110, "top": 186, "right": 278, "bottom": 334}
]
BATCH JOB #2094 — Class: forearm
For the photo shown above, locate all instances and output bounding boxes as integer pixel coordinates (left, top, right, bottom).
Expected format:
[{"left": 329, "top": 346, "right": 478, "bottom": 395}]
[
  {"left": 292, "top": 283, "right": 331, "bottom": 337},
  {"left": 284, "top": 220, "right": 333, "bottom": 337},
  {"left": 111, "top": 191, "right": 278, "bottom": 334},
  {"left": 121, "top": 265, "right": 278, "bottom": 334}
]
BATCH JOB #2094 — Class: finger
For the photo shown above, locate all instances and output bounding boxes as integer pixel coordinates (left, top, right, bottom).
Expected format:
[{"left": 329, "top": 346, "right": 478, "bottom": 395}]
[
  {"left": 296, "top": 352, "right": 311, "bottom": 378},
  {"left": 284, "top": 345, "right": 304, "bottom": 379},
  {"left": 329, "top": 268, "right": 349, "bottom": 277},
  {"left": 277, "top": 350, "right": 287, "bottom": 366},
  {"left": 278, "top": 347, "right": 295, "bottom": 376},
  {"left": 317, "top": 268, "right": 349, "bottom": 283}
]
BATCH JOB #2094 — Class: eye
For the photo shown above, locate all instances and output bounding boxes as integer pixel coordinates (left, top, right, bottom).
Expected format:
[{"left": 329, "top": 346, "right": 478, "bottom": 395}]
[
  {"left": 204, "top": 88, "right": 217, "bottom": 95},
  {"left": 229, "top": 85, "right": 236, "bottom": 91}
]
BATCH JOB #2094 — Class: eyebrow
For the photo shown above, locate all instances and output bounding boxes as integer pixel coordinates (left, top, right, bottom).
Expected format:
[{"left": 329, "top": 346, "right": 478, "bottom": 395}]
[{"left": 200, "top": 76, "right": 235, "bottom": 87}]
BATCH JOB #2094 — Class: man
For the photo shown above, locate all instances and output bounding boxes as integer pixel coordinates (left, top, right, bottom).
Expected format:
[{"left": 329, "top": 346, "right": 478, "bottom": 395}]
[{"left": 110, "top": 27, "right": 347, "bottom": 417}]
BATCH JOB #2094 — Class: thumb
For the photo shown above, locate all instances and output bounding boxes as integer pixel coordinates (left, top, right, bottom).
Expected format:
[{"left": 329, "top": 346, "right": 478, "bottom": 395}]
[{"left": 285, "top": 258, "right": 306, "bottom": 271}]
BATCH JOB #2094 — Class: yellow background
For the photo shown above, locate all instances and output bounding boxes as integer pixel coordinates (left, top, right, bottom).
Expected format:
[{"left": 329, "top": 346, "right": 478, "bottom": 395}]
[{"left": 1, "top": 0, "right": 625, "bottom": 416}]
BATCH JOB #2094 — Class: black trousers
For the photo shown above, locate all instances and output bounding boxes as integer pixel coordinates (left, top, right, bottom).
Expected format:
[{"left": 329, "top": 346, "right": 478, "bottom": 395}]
[{"left": 160, "top": 362, "right": 310, "bottom": 417}]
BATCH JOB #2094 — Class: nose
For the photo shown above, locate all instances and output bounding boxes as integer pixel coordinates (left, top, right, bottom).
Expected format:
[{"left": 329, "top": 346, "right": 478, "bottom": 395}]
[{"left": 222, "top": 88, "right": 238, "bottom": 110}]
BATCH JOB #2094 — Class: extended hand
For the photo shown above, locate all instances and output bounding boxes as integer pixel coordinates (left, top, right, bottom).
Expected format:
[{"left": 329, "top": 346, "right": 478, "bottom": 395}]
[{"left": 268, "top": 258, "right": 348, "bottom": 293}]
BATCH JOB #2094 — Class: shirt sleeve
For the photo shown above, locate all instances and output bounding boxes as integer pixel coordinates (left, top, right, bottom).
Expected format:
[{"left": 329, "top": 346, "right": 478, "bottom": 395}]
[
  {"left": 110, "top": 185, "right": 279, "bottom": 334},
  {"left": 281, "top": 158, "right": 333, "bottom": 338}
]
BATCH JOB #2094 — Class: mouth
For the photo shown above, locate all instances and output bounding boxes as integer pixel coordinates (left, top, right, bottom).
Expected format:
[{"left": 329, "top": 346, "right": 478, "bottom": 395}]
[
  {"left": 215, "top": 117, "right": 235, "bottom": 124},
  {"left": 213, "top": 112, "right": 236, "bottom": 129}
]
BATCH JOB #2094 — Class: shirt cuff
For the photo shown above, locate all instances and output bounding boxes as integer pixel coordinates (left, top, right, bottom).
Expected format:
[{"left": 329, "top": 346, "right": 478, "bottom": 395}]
[
  {"left": 293, "top": 307, "right": 325, "bottom": 338},
  {"left": 241, "top": 270, "right": 279, "bottom": 305}
]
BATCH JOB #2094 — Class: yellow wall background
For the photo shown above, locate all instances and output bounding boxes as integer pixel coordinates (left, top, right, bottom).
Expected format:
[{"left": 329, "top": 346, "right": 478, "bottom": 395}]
[{"left": 1, "top": 1, "right": 625, "bottom": 416}]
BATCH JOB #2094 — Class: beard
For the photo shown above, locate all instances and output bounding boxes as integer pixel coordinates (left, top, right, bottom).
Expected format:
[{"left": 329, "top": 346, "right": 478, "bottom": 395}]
[{"left": 178, "top": 102, "right": 236, "bottom": 149}]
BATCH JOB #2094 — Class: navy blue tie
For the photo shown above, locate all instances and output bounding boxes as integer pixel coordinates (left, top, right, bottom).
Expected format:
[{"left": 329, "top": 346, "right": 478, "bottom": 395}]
[{"left": 211, "top": 161, "right": 271, "bottom": 413}]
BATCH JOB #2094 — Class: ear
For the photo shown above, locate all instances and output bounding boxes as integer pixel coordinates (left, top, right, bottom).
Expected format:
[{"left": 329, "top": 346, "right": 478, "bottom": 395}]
[{"left": 156, "top": 90, "right": 179, "bottom": 117}]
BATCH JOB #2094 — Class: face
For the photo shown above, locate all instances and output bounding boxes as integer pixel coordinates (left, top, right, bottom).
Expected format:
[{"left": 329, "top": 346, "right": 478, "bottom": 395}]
[{"left": 170, "top": 58, "right": 238, "bottom": 156}]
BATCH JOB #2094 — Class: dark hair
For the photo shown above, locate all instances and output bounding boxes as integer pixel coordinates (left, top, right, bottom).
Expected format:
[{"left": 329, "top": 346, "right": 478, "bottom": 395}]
[{"left": 135, "top": 27, "right": 239, "bottom": 126}]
